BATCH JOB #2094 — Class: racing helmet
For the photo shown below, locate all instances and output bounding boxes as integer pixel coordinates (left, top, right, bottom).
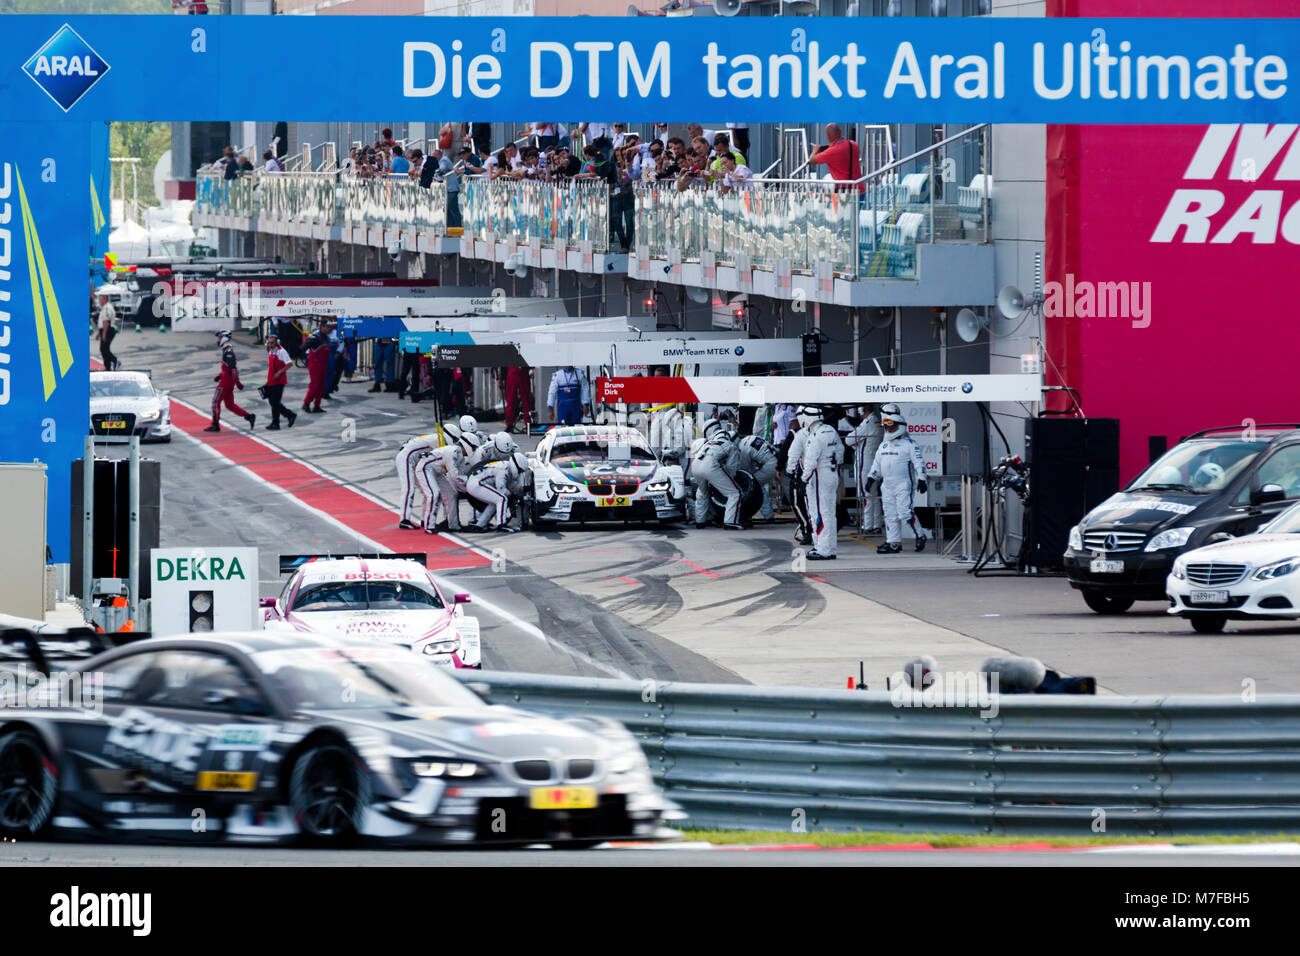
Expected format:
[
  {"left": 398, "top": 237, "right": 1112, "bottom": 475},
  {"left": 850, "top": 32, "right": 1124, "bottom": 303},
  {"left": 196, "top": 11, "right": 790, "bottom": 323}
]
[
  {"left": 460, "top": 414, "right": 480, "bottom": 435},
  {"left": 796, "top": 406, "right": 822, "bottom": 429},
  {"left": 1191, "top": 461, "right": 1225, "bottom": 490},
  {"left": 1148, "top": 464, "right": 1181, "bottom": 485},
  {"left": 702, "top": 418, "right": 725, "bottom": 439},
  {"left": 492, "top": 432, "right": 518, "bottom": 455},
  {"left": 443, "top": 422, "right": 463, "bottom": 443},
  {"left": 879, "top": 402, "right": 906, "bottom": 435}
]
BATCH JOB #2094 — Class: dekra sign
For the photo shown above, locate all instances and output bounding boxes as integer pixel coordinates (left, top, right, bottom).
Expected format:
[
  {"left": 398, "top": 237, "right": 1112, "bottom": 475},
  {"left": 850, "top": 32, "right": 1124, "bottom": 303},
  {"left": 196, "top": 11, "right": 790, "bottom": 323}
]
[{"left": 155, "top": 556, "right": 247, "bottom": 582}]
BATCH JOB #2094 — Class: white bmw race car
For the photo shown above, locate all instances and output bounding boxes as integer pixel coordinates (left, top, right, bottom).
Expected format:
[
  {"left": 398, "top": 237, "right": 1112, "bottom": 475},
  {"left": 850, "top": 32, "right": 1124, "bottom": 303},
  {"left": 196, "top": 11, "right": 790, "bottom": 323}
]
[
  {"left": 526, "top": 425, "right": 688, "bottom": 526},
  {"left": 262, "top": 554, "right": 481, "bottom": 668},
  {"left": 89, "top": 370, "right": 172, "bottom": 442},
  {"left": 1167, "top": 501, "right": 1300, "bottom": 633}
]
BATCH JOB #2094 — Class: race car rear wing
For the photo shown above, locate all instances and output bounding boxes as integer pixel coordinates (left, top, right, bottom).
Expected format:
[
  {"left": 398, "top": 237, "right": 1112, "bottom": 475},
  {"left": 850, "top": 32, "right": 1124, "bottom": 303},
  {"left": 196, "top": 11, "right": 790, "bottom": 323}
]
[
  {"left": 278, "top": 553, "right": 429, "bottom": 574},
  {"left": 0, "top": 626, "right": 152, "bottom": 675}
]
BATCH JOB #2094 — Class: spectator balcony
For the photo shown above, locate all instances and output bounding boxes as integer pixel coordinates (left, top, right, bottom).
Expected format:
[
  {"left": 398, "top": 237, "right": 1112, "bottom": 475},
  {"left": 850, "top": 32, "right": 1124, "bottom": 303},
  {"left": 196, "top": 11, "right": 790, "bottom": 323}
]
[{"left": 193, "top": 125, "right": 995, "bottom": 308}]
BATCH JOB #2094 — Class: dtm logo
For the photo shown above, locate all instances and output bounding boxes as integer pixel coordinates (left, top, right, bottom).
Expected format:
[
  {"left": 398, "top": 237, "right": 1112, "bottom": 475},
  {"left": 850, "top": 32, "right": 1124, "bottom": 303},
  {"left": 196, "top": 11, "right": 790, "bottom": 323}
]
[
  {"left": 734, "top": 345, "right": 745, "bottom": 356},
  {"left": 961, "top": 382, "right": 973, "bottom": 394},
  {"left": 23, "top": 25, "right": 110, "bottom": 113}
]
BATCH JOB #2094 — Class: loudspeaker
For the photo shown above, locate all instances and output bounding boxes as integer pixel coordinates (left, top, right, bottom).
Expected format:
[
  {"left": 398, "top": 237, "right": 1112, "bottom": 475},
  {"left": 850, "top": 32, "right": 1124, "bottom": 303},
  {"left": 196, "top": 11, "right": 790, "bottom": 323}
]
[
  {"left": 1023, "top": 418, "right": 1119, "bottom": 570},
  {"left": 70, "top": 457, "right": 162, "bottom": 599}
]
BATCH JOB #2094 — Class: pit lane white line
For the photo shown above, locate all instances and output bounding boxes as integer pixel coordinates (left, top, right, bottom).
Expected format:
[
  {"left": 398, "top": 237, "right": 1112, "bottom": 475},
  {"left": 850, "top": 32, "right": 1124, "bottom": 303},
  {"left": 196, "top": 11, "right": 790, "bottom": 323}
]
[{"left": 172, "top": 399, "right": 632, "bottom": 680}]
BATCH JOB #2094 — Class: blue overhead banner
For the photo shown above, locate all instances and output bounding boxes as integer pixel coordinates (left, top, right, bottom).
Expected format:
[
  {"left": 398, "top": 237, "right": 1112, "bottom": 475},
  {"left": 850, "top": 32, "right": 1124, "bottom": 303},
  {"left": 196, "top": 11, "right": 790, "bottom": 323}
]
[
  {"left": 0, "top": 123, "right": 89, "bottom": 563},
  {"left": 0, "top": 15, "right": 1299, "bottom": 124},
  {"left": 89, "top": 120, "right": 111, "bottom": 281}
]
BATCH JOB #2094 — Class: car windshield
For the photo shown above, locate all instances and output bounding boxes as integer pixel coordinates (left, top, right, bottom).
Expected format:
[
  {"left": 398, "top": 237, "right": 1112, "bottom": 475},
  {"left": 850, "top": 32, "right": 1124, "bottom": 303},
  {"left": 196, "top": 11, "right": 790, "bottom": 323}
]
[
  {"left": 90, "top": 378, "right": 154, "bottom": 399},
  {"left": 551, "top": 438, "right": 655, "bottom": 467},
  {"left": 1263, "top": 505, "right": 1300, "bottom": 534},
  {"left": 1129, "top": 440, "right": 1263, "bottom": 494},
  {"left": 292, "top": 581, "right": 444, "bottom": 611},
  {"left": 253, "top": 646, "right": 482, "bottom": 710}
]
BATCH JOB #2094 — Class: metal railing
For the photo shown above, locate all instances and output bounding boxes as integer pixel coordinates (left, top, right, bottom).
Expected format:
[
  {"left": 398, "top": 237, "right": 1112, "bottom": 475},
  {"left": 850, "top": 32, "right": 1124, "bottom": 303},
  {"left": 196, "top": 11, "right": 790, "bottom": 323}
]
[
  {"left": 196, "top": 170, "right": 256, "bottom": 219},
  {"left": 260, "top": 171, "right": 339, "bottom": 226},
  {"left": 461, "top": 178, "right": 611, "bottom": 253},
  {"left": 635, "top": 179, "right": 861, "bottom": 276},
  {"left": 634, "top": 124, "right": 991, "bottom": 280},
  {"left": 194, "top": 126, "right": 990, "bottom": 280},
  {"left": 343, "top": 176, "right": 447, "bottom": 235},
  {"left": 457, "top": 669, "right": 1300, "bottom": 836}
]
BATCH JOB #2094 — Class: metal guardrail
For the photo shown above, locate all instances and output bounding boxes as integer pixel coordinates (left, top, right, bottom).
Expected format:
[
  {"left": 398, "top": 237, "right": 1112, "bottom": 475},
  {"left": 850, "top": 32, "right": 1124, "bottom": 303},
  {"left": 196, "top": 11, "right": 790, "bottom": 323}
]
[{"left": 460, "top": 669, "right": 1300, "bottom": 836}]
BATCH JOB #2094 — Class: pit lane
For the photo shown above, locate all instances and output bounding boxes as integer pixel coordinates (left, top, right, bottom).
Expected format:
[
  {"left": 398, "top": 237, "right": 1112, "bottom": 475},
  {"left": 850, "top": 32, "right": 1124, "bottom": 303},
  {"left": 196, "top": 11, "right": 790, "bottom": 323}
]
[{"left": 100, "top": 330, "right": 1300, "bottom": 695}]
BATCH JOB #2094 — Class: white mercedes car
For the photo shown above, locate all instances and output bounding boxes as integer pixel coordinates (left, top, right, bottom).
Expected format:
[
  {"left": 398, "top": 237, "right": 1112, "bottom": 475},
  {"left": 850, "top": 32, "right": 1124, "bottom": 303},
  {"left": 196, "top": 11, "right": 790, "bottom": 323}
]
[
  {"left": 526, "top": 425, "right": 688, "bottom": 526},
  {"left": 89, "top": 370, "right": 172, "bottom": 442},
  {"left": 1167, "top": 500, "right": 1300, "bottom": 633},
  {"left": 262, "top": 555, "right": 481, "bottom": 668}
]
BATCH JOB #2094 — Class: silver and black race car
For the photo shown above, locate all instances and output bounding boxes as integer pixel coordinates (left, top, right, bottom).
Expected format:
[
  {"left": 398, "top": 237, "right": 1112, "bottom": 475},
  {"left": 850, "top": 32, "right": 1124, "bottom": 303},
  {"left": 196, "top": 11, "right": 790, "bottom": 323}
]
[
  {"left": 526, "top": 425, "right": 688, "bottom": 526},
  {"left": 0, "top": 629, "right": 673, "bottom": 846},
  {"left": 89, "top": 370, "right": 172, "bottom": 442}
]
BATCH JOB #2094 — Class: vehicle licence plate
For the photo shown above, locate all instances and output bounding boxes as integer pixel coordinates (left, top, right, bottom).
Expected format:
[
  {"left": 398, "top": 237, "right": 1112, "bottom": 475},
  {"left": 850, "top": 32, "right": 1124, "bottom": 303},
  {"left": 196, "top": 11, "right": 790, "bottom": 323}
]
[
  {"left": 595, "top": 497, "right": 630, "bottom": 508},
  {"left": 1190, "top": 589, "right": 1229, "bottom": 604},
  {"left": 529, "top": 786, "right": 598, "bottom": 810},
  {"left": 1090, "top": 559, "right": 1124, "bottom": 574},
  {"left": 101, "top": 419, "right": 126, "bottom": 430},
  {"left": 196, "top": 771, "right": 258, "bottom": 792}
]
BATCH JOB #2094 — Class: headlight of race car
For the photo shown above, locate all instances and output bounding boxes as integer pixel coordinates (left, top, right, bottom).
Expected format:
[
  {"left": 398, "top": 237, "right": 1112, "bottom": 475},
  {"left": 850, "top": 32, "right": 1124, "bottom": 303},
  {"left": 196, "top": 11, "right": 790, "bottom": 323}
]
[
  {"left": 409, "top": 760, "right": 484, "bottom": 778},
  {"left": 1145, "top": 527, "right": 1195, "bottom": 552},
  {"left": 644, "top": 479, "right": 671, "bottom": 492},
  {"left": 550, "top": 480, "right": 582, "bottom": 494},
  {"left": 138, "top": 408, "right": 160, "bottom": 422},
  {"left": 1068, "top": 525, "right": 1083, "bottom": 551},
  {"left": 422, "top": 639, "right": 460, "bottom": 656},
  {"left": 606, "top": 745, "right": 651, "bottom": 775},
  {"left": 1253, "top": 558, "right": 1300, "bottom": 581},
  {"left": 1171, "top": 558, "right": 1188, "bottom": 581}
]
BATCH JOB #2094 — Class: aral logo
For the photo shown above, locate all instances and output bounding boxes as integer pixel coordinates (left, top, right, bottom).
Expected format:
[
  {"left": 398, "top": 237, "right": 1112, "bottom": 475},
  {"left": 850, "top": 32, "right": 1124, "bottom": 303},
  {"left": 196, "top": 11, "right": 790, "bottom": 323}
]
[{"left": 23, "top": 25, "right": 110, "bottom": 113}]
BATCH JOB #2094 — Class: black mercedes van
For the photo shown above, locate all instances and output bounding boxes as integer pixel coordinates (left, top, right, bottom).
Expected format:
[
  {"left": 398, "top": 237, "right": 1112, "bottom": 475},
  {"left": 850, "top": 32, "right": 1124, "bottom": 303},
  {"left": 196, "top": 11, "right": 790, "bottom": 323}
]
[{"left": 1063, "top": 425, "right": 1300, "bottom": 613}]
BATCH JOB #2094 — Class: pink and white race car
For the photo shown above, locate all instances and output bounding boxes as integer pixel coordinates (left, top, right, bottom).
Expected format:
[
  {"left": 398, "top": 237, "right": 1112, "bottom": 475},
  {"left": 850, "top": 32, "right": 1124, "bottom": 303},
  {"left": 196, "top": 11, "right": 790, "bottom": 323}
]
[{"left": 261, "top": 554, "right": 481, "bottom": 669}]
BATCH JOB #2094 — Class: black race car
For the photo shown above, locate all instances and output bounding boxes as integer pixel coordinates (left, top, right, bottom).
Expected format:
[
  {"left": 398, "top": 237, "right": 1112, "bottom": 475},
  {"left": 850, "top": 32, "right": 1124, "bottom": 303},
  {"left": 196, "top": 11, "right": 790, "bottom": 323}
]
[{"left": 0, "top": 629, "right": 673, "bottom": 847}]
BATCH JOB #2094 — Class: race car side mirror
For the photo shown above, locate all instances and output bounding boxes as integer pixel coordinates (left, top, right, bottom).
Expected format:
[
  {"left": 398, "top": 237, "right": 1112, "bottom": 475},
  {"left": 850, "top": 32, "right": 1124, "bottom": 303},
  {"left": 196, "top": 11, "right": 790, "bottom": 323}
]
[
  {"left": 454, "top": 593, "right": 471, "bottom": 604},
  {"left": 259, "top": 597, "right": 277, "bottom": 608}
]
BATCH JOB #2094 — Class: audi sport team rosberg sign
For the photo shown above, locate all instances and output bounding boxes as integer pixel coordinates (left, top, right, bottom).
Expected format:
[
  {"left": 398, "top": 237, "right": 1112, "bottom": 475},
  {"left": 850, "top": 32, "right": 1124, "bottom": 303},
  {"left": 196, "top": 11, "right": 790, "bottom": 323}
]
[
  {"left": 596, "top": 374, "right": 1042, "bottom": 405},
  {"left": 150, "top": 548, "right": 258, "bottom": 637}
]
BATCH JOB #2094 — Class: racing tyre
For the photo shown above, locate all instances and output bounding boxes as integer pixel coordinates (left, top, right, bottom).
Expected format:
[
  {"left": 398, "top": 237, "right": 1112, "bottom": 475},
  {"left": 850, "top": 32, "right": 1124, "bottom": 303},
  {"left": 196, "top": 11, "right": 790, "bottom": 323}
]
[
  {"left": 0, "top": 729, "right": 57, "bottom": 839},
  {"left": 289, "top": 742, "right": 369, "bottom": 846},
  {"left": 1081, "top": 590, "right": 1134, "bottom": 615},
  {"left": 1190, "top": 614, "right": 1227, "bottom": 634}
]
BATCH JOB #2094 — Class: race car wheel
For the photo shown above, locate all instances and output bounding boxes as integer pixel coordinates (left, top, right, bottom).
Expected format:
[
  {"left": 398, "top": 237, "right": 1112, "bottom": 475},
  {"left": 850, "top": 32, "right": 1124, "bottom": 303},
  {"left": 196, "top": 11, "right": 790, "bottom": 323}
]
[
  {"left": 1081, "top": 589, "right": 1134, "bottom": 615},
  {"left": 1190, "top": 614, "right": 1227, "bottom": 634},
  {"left": 289, "top": 742, "right": 368, "bottom": 845},
  {"left": 0, "top": 729, "right": 56, "bottom": 839}
]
